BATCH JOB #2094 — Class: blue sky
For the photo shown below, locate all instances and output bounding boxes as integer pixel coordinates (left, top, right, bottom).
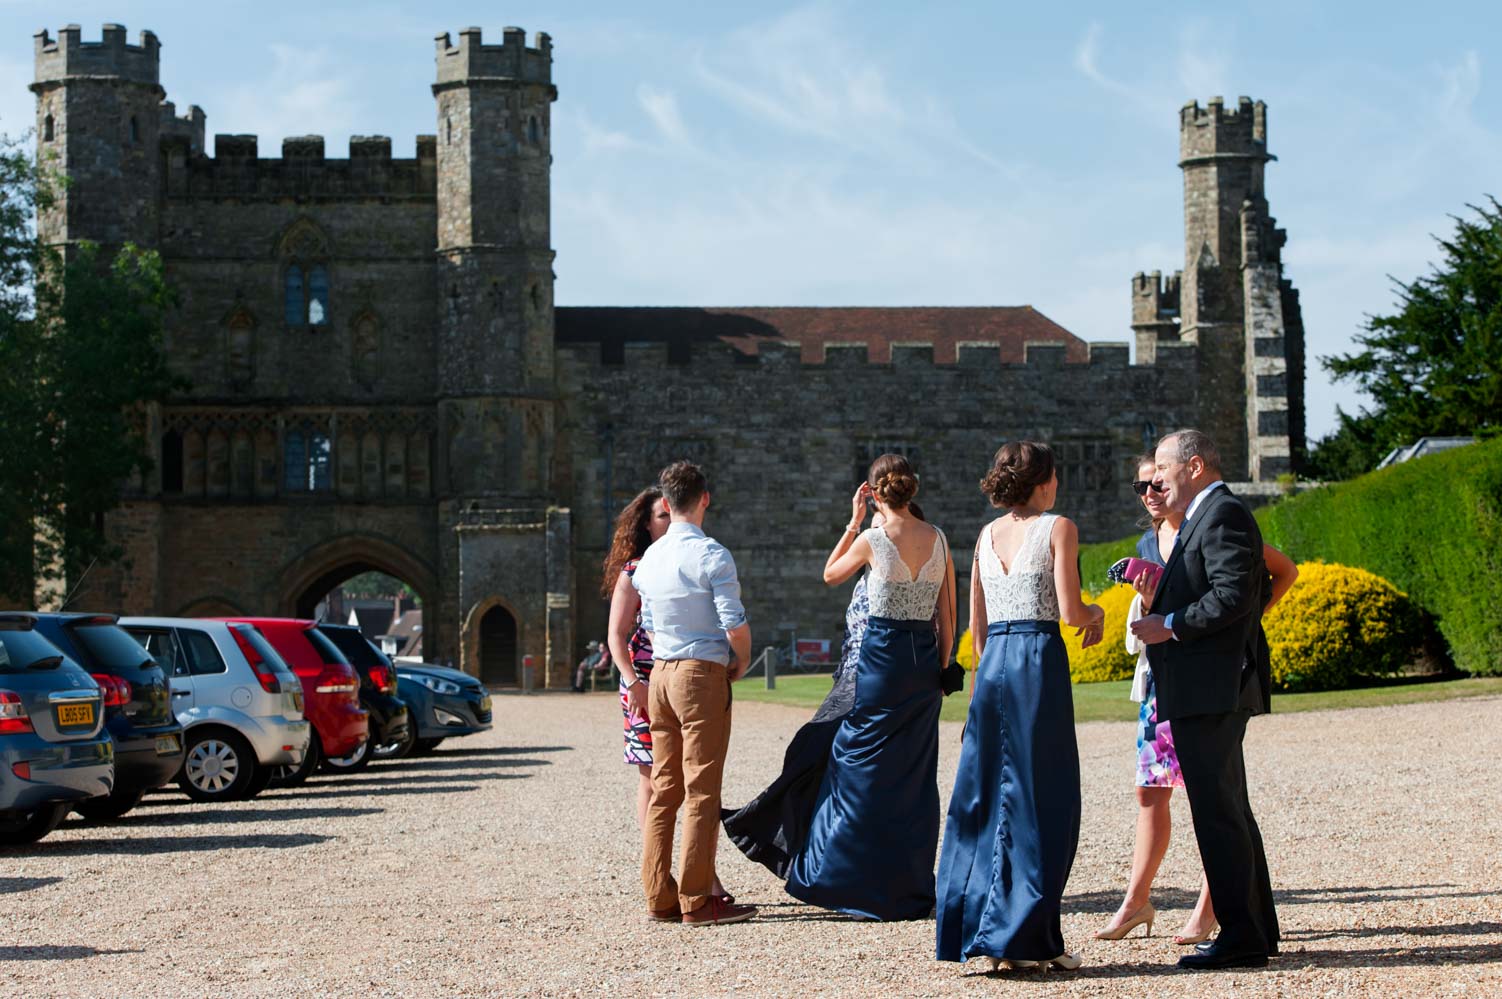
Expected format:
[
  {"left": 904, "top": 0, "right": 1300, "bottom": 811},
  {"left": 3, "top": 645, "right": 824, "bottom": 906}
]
[{"left": 6, "top": 2, "right": 1499, "bottom": 442}]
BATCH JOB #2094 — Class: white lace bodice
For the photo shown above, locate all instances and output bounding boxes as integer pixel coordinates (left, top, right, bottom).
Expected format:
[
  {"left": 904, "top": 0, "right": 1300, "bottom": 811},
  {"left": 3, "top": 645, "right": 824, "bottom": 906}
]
[
  {"left": 863, "top": 526, "right": 947, "bottom": 621},
  {"left": 976, "top": 515, "right": 1060, "bottom": 622}
]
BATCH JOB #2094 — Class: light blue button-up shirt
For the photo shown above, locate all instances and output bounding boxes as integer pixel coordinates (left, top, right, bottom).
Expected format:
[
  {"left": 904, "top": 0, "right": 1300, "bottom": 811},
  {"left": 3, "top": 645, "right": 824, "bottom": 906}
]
[{"left": 631, "top": 522, "right": 747, "bottom": 665}]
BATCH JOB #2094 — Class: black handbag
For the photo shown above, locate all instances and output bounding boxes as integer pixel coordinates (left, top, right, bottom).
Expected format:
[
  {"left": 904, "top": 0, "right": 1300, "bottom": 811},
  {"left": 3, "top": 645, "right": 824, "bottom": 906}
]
[{"left": 940, "top": 660, "right": 965, "bottom": 696}]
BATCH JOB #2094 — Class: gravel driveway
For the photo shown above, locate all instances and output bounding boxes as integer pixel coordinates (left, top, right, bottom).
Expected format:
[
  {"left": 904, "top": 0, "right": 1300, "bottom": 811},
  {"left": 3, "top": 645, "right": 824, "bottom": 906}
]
[{"left": 4, "top": 690, "right": 1501, "bottom": 997}]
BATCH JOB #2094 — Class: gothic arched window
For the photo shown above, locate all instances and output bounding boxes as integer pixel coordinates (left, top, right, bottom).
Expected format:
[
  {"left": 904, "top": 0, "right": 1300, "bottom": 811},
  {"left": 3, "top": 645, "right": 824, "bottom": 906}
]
[
  {"left": 283, "top": 426, "right": 332, "bottom": 492},
  {"left": 277, "top": 218, "right": 333, "bottom": 329}
]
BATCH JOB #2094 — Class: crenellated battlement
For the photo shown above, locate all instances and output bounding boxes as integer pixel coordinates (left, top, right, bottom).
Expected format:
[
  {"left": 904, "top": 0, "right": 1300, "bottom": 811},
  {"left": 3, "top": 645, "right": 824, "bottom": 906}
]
[
  {"left": 1179, "top": 96, "right": 1269, "bottom": 165},
  {"left": 160, "top": 133, "right": 439, "bottom": 199},
  {"left": 159, "top": 101, "right": 205, "bottom": 155},
  {"left": 434, "top": 26, "right": 553, "bottom": 89},
  {"left": 34, "top": 24, "right": 160, "bottom": 88},
  {"left": 1131, "top": 269, "right": 1182, "bottom": 324}
]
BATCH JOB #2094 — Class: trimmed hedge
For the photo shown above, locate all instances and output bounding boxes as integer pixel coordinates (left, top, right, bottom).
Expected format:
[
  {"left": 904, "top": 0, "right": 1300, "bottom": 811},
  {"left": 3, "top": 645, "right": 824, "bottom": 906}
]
[
  {"left": 1062, "top": 583, "right": 1138, "bottom": 683},
  {"left": 1079, "top": 533, "right": 1140, "bottom": 592},
  {"left": 1259, "top": 437, "right": 1502, "bottom": 676},
  {"left": 1263, "top": 562, "right": 1423, "bottom": 691}
]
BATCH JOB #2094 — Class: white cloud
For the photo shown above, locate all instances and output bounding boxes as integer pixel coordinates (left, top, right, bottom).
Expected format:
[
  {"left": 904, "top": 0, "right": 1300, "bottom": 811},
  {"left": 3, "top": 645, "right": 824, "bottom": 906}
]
[
  {"left": 1437, "top": 49, "right": 1481, "bottom": 118},
  {"left": 636, "top": 84, "right": 691, "bottom": 149},
  {"left": 209, "top": 43, "right": 366, "bottom": 155}
]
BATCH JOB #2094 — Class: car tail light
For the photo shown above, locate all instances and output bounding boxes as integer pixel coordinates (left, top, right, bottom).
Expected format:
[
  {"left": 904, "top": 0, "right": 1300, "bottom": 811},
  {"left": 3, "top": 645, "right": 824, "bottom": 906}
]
[
  {"left": 90, "top": 673, "right": 132, "bottom": 707},
  {"left": 11, "top": 761, "right": 30, "bottom": 780},
  {"left": 0, "top": 691, "right": 33, "bottom": 734},
  {"left": 368, "top": 664, "right": 397, "bottom": 695},
  {"left": 229, "top": 627, "right": 283, "bottom": 693}
]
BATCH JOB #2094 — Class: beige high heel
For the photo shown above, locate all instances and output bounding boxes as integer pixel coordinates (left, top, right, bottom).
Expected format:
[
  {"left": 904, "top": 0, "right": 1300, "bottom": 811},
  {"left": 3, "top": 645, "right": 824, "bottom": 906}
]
[
  {"left": 1044, "top": 952, "right": 1082, "bottom": 972},
  {"left": 1173, "top": 919, "right": 1219, "bottom": 946},
  {"left": 1093, "top": 901, "right": 1156, "bottom": 940}
]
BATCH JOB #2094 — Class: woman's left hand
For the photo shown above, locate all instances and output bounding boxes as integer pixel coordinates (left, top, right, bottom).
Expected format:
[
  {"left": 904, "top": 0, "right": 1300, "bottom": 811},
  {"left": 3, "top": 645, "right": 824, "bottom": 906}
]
[{"left": 849, "top": 481, "right": 872, "bottom": 529}]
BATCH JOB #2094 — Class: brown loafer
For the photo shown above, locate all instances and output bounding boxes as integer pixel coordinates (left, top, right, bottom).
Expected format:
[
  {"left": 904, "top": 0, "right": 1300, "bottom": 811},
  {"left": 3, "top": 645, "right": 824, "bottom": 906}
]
[
  {"left": 682, "top": 897, "right": 757, "bottom": 926},
  {"left": 647, "top": 906, "right": 682, "bottom": 922}
]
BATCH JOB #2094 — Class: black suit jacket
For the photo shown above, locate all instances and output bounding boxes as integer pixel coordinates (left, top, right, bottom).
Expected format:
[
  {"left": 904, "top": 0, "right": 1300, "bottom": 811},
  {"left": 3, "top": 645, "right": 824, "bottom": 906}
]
[{"left": 1147, "top": 485, "right": 1272, "bottom": 721}]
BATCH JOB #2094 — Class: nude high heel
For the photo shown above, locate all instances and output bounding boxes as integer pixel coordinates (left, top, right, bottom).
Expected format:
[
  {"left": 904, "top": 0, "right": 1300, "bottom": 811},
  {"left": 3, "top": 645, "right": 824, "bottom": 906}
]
[
  {"left": 1044, "top": 952, "right": 1082, "bottom": 972},
  {"left": 1093, "top": 901, "right": 1156, "bottom": 940},
  {"left": 1173, "top": 919, "right": 1219, "bottom": 946}
]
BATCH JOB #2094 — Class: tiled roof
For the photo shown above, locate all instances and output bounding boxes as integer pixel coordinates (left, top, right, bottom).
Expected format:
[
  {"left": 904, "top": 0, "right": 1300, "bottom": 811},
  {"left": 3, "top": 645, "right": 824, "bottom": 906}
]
[{"left": 555, "top": 306, "right": 1089, "bottom": 364}]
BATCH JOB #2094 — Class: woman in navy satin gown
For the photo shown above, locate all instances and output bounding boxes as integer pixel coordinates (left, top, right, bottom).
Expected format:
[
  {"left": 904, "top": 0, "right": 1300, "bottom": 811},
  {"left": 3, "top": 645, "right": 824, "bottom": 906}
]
[
  {"left": 784, "top": 456, "right": 956, "bottom": 920},
  {"left": 935, "top": 442, "right": 1104, "bottom": 970}
]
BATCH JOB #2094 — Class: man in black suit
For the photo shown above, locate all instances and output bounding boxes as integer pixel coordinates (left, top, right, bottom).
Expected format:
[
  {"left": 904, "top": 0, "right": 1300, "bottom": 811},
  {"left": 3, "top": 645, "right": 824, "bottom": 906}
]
[{"left": 1130, "top": 429, "right": 1279, "bottom": 970}]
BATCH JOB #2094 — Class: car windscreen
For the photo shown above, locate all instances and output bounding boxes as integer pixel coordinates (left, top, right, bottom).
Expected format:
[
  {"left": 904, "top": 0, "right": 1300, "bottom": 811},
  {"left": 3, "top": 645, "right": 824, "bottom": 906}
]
[
  {"left": 69, "top": 621, "right": 156, "bottom": 670},
  {"left": 0, "top": 629, "right": 69, "bottom": 672},
  {"left": 318, "top": 627, "right": 387, "bottom": 669},
  {"left": 230, "top": 624, "right": 298, "bottom": 678},
  {"left": 304, "top": 626, "right": 352, "bottom": 666}
]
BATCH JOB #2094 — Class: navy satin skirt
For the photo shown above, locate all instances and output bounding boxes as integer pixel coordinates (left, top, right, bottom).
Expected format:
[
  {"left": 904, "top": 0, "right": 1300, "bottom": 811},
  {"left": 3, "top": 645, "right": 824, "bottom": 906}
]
[
  {"left": 935, "top": 620, "right": 1080, "bottom": 961},
  {"left": 785, "top": 616, "right": 942, "bottom": 920}
]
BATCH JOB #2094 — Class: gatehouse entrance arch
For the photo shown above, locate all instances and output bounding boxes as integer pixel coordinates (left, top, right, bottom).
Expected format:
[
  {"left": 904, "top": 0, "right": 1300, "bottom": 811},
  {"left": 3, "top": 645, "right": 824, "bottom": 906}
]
[
  {"left": 479, "top": 605, "right": 518, "bottom": 686},
  {"left": 276, "top": 533, "right": 438, "bottom": 655}
]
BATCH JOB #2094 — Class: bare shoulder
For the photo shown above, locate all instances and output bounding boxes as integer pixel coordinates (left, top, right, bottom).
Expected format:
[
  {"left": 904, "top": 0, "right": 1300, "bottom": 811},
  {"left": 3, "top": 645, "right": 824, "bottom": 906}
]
[{"left": 1049, "top": 515, "right": 1080, "bottom": 546}]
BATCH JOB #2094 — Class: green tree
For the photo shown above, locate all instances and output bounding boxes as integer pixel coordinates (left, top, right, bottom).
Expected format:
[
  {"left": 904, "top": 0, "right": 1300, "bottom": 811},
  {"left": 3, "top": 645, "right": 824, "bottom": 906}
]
[
  {"left": 0, "top": 138, "right": 182, "bottom": 603},
  {"left": 1310, "top": 198, "right": 1502, "bottom": 479}
]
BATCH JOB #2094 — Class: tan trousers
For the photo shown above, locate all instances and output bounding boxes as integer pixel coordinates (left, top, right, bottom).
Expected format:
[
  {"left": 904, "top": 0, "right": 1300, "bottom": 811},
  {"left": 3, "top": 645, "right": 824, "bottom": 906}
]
[{"left": 641, "top": 657, "right": 733, "bottom": 913}]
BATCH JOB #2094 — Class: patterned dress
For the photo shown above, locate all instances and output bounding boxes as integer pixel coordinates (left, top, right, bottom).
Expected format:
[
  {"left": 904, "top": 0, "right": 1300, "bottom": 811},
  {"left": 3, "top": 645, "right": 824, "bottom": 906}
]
[
  {"left": 1134, "top": 528, "right": 1183, "bottom": 788},
  {"left": 619, "top": 559, "right": 655, "bottom": 766}
]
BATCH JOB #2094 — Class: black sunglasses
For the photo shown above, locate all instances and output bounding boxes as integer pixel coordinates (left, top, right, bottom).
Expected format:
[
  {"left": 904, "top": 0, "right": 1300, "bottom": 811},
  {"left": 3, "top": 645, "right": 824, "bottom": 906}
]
[{"left": 1131, "top": 480, "right": 1165, "bottom": 496}]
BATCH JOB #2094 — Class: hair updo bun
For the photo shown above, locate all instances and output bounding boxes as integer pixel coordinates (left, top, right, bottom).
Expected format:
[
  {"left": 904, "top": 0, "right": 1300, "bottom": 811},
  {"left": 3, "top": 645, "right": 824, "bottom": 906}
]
[
  {"left": 867, "top": 453, "right": 919, "bottom": 508},
  {"left": 980, "top": 441, "right": 1055, "bottom": 508}
]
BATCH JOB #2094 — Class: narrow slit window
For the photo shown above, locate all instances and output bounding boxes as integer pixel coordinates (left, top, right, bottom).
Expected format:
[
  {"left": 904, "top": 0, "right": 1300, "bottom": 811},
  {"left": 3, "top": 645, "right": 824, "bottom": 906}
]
[
  {"left": 161, "top": 430, "right": 183, "bottom": 494},
  {"left": 309, "top": 432, "right": 332, "bottom": 490},
  {"left": 129, "top": 116, "right": 140, "bottom": 143},
  {"left": 284, "top": 265, "right": 305, "bottom": 326},
  {"left": 528, "top": 116, "right": 540, "bottom": 144},
  {"left": 43, "top": 114, "right": 55, "bottom": 142},
  {"left": 307, "top": 266, "right": 329, "bottom": 326}
]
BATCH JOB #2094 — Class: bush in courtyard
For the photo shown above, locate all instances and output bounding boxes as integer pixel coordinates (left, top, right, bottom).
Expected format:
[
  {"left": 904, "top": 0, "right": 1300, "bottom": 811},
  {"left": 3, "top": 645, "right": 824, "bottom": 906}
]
[
  {"left": 1264, "top": 562, "right": 1423, "bottom": 692},
  {"left": 1062, "top": 583, "right": 1138, "bottom": 683}
]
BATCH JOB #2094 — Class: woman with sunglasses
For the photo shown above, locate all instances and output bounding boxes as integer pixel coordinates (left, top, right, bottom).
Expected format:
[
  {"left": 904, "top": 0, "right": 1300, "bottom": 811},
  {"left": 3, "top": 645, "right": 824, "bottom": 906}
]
[{"left": 1094, "top": 455, "right": 1298, "bottom": 944}]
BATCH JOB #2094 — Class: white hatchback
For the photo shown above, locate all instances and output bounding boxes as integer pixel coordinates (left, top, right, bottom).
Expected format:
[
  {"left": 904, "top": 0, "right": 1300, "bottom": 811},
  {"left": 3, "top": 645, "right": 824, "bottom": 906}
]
[{"left": 121, "top": 618, "right": 311, "bottom": 802}]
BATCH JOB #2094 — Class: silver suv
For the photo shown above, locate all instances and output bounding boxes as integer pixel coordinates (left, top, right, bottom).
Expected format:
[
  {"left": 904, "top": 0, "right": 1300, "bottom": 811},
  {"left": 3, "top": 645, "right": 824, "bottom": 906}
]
[{"left": 121, "top": 618, "right": 310, "bottom": 803}]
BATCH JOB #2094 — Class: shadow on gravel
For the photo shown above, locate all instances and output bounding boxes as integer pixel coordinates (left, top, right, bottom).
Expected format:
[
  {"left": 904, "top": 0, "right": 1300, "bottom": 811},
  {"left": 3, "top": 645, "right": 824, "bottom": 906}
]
[
  {"left": 1272, "top": 883, "right": 1494, "bottom": 905},
  {"left": 415, "top": 746, "right": 572, "bottom": 757},
  {"left": 1066, "top": 888, "right": 1202, "bottom": 913},
  {"left": 0, "top": 945, "right": 143, "bottom": 961},
  {"left": 1284, "top": 920, "right": 1502, "bottom": 941},
  {"left": 304, "top": 771, "right": 534, "bottom": 789},
  {"left": 1277, "top": 943, "right": 1502, "bottom": 967},
  {"left": 67, "top": 806, "right": 386, "bottom": 827},
  {"left": 273, "top": 783, "right": 487, "bottom": 800},
  {"left": 3, "top": 832, "right": 333, "bottom": 857},
  {"left": 371, "top": 756, "right": 554, "bottom": 773},
  {"left": 0, "top": 876, "right": 63, "bottom": 894}
]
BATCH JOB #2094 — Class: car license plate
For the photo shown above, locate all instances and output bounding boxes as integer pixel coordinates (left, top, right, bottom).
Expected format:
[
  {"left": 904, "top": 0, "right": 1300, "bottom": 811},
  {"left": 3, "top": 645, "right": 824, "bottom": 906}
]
[
  {"left": 57, "top": 702, "right": 94, "bottom": 726},
  {"left": 479, "top": 695, "right": 492, "bottom": 713},
  {"left": 155, "top": 734, "right": 181, "bottom": 755}
]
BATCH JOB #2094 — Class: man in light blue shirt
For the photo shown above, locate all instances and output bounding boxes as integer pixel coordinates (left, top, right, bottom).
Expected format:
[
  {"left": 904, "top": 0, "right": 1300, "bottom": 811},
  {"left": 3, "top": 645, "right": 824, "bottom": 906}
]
[{"left": 631, "top": 461, "right": 755, "bottom": 927}]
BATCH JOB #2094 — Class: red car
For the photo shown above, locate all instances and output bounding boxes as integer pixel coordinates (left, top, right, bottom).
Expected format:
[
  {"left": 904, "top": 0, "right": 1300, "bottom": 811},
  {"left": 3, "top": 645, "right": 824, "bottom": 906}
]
[{"left": 217, "top": 618, "right": 367, "bottom": 786}]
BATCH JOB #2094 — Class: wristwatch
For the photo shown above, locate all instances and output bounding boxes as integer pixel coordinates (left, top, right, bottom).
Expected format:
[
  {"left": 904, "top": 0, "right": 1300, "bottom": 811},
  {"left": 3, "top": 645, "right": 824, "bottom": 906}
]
[{"left": 626, "top": 676, "right": 645, "bottom": 688}]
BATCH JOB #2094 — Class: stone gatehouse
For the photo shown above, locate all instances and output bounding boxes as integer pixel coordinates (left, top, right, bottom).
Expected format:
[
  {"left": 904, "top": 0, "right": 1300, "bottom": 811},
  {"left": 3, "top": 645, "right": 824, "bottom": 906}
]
[{"left": 30, "top": 23, "right": 1306, "bottom": 687}]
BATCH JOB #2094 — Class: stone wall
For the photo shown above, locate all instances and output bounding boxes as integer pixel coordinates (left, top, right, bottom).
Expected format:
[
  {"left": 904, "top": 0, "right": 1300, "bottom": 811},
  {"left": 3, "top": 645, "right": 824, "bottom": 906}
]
[{"left": 558, "top": 338, "right": 1200, "bottom": 654}]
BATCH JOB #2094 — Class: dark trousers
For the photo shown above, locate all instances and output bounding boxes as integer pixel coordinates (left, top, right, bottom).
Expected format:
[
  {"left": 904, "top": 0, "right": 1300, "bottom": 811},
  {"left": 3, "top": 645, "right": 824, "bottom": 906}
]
[{"left": 1173, "top": 710, "right": 1280, "bottom": 954}]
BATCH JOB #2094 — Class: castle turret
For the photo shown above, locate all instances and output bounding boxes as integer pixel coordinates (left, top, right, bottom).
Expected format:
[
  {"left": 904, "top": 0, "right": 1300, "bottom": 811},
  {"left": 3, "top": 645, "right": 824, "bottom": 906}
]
[
  {"left": 432, "top": 26, "right": 558, "bottom": 500},
  {"left": 32, "top": 24, "right": 164, "bottom": 253}
]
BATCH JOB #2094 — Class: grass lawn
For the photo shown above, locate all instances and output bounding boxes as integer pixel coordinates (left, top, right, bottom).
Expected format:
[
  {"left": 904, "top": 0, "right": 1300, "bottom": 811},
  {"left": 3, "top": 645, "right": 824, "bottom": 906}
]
[{"left": 734, "top": 673, "right": 1502, "bottom": 724}]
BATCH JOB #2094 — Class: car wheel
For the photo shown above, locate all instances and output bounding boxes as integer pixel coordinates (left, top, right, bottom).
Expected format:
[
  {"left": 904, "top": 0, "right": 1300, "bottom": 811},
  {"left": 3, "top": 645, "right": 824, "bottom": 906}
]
[
  {"left": 73, "top": 785, "right": 145, "bottom": 822},
  {"left": 372, "top": 722, "right": 416, "bottom": 761},
  {"left": 179, "top": 730, "right": 258, "bottom": 803},
  {"left": 320, "top": 737, "right": 372, "bottom": 773},
  {"left": 241, "top": 761, "right": 276, "bottom": 800},
  {"left": 269, "top": 731, "right": 321, "bottom": 788},
  {"left": 0, "top": 803, "right": 70, "bottom": 845},
  {"left": 410, "top": 737, "right": 446, "bottom": 756}
]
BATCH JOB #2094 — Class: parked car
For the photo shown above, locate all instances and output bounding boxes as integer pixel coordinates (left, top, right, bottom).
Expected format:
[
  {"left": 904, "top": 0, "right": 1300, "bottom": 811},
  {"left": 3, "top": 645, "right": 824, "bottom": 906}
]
[
  {"left": 313, "top": 624, "right": 411, "bottom": 772},
  {"left": 220, "top": 618, "right": 367, "bottom": 786},
  {"left": 0, "top": 615, "right": 113, "bottom": 844},
  {"left": 121, "top": 618, "right": 311, "bottom": 803},
  {"left": 27, "top": 613, "right": 183, "bottom": 820},
  {"left": 383, "top": 661, "right": 492, "bottom": 758}
]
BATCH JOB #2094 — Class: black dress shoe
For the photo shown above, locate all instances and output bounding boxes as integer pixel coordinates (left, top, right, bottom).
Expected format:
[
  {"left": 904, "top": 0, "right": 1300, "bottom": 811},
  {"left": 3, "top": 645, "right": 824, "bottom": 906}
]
[{"left": 1178, "top": 942, "right": 1268, "bottom": 970}]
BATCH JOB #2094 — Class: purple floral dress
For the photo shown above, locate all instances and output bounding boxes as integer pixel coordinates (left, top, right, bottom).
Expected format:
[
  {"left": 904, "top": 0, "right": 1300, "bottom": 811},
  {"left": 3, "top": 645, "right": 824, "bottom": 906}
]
[{"left": 1135, "top": 529, "right": 1183, "bottom": 788}]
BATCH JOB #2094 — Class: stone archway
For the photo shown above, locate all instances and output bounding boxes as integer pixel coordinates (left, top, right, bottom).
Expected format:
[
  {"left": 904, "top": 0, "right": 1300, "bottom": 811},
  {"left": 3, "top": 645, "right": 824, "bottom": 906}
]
[
  {"left": 174, "top": 595, "right": 248, "bottom": 617},
  {"left": 276, "top": 533, "right": 438, "bottom": 651}
]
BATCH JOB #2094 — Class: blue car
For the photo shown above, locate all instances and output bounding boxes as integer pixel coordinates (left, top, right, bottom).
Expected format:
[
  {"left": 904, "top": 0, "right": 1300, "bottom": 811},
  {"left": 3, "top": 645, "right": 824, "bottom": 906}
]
[
  {"left": 378, "top": 662, "right": 492, "bottom": 758},
  {"left": 27, "top": 613, "right": 184, "bottom": 819},
  {"left": 0, "top": 615, "right": 114, "bottom": 844}
]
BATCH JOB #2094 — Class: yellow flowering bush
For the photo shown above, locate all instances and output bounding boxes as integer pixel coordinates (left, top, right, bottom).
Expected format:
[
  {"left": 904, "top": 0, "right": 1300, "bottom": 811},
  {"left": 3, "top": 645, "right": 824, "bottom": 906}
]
[
  {"left": 1062, "top": 583, "right": 1138, "bottom": 684},
  {"left": 956, "top": 628, "right": 978, "bottom": 671},
  {"left": 1264, "top": 561, "right": 1421, "bottom": 691}
]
